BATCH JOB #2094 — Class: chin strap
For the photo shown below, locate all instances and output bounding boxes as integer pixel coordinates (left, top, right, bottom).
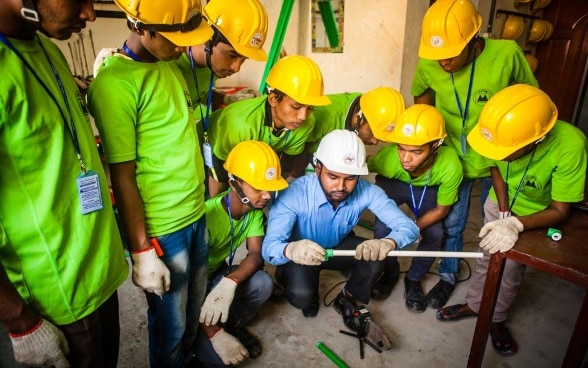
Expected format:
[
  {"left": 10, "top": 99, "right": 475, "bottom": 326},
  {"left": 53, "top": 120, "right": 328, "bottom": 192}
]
[
  {"left": 21, "top": 0, "right": 40, "bottom": 22},
  {"left": 228, "top": 175, "right": 255, "bottom": 209}
]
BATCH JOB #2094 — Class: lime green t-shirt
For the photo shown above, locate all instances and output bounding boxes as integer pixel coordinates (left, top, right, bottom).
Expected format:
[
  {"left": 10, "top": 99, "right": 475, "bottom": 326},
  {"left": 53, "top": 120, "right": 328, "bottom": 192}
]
[
  {"left": 411, "top": 39, "right": 538, "bottom": 179},
  {"left": 307, "top": 93, "right": 360, "bottom": 152},
  {"left": 205, "top": 191, "right": 265, "bottom": 277},
  {"left": 88, "top": 55, "right": 206, "bottom": 236},
  {"left": 208, "top": 96, "right": 316, "bottom": 161},
  {"left": 489, "top": 121, "right": 587, "bottom": 216},
  {"left": 368, "top": 145, "right": 463, "bottom": 206},
  {"left": 174, "top": 53, "right": 215, "bottom": 146},
  {"left": 0, "top": 34, "right": 128, "bottom": 325}
]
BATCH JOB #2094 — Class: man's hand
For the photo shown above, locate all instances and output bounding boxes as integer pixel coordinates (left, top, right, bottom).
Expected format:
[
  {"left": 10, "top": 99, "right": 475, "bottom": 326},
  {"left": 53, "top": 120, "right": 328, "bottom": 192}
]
[
  {"left": 199, "top": 277, "right": 238, "bottom": 326},
  {"left": 130, "top": 247, "right": 171, "bottom": 296},
  {"left": 355, "top": 239, "right": 396, "bottom": 261},
  {"left": 209, "top": 328, "right": 249, "bottom": 365},
  {"left": 10, "top": 319, "right": 70, "bottom": 368},
  {"left": 284, "top": 240, "right": 326, "bottom": 265},
  {"left": 223, "top": 88, "right": 260, "bottom": 105},
  {"left": 478, "top": 217, "right": 524, "bottom": 253}
]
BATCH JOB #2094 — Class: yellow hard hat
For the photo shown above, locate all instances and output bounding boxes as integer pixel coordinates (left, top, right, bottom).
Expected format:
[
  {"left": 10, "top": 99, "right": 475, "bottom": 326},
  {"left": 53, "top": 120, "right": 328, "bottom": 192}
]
[
  {"left": 524, "top": 53, "right": 538, "bottom": 72},
  {"left": 513, "top": 0, "right": 532, "bottom": 8},
  {"left": 266, "top": 55, "right": 331, "bottom": 106},
  {"left": 543, "top": 20, "right": 554, "bottom": 41},
  {"left": 203, "top": 0, "right": 269, "bottom": 61},
  {"left": 359, "top": 87, "right": 406, "bottom": 142},
  {"left": 532, "top": 0, "right": 552, "bottom": 12},
  {"left": 224, "top": 141, "right": 288, "bottom": 191},
  {"left": 114, "top": 0, "right": 213, "bottom": 47},
  {"left": 418, "top": 0, "right": 483, "bottom": 60},
  {"left": 467, "top": 84, "right": 557, "bottom": 160},
  {"left": 384, "top": 104, "right": 447, "bottom": 146},
  {"left": 528, "top": 19, "right": 548, "bottom": 43},
  {"left": 501, "top": 15, "right": 525, "bottom": 40}
]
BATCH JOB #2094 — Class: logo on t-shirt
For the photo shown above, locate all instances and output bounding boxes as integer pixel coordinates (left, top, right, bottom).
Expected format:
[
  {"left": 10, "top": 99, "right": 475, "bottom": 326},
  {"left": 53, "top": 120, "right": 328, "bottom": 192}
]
[
  {"left": 473, "top": 89, "right": 493, "bottom": 106},
  {"left": 523, "top": 175, "right": 542, "bottom": 191}
]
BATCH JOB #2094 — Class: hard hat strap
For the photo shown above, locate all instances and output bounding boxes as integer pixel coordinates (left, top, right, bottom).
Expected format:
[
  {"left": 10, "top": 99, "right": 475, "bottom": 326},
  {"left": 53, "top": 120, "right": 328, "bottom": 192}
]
[{"left": 132, "top": 12, "right": 203, "bottom": 33}]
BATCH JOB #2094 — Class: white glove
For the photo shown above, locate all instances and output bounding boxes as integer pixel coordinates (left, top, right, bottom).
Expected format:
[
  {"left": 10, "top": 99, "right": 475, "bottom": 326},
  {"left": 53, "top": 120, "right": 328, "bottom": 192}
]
[
  {"left": 355, "top": 239, "right": 396, "bottom": 261},
  {"left": 478, "top": 217, "right": 524, "bottom": 254},
  {"left": 130, "top": 247, "right": 171, "bottom": 296},
  {"left": 10, "top": 319, "right": 70, "bottom": 368},
  {"left": 199, "top": 277, "right": 238, "bottom": 326},
  {"left": 284, "top": 239, "right": 326, "bottom": 265},
  {"left": 209, "top": 328, "right": 248, "bottom": 365},
  {"left": 92, "top": 47, "right": 118, "bottom": 77},
  {"left": 223, "top": 88, "right": 260, "bottom": 105}
]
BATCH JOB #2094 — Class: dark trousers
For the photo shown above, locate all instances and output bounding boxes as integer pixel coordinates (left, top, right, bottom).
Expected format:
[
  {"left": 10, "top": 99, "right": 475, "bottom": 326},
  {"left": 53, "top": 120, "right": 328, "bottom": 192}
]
[
  {"left": 59, "top": 291, "right": 120, "bottom": 368},
  {"left": 374, "top": 176, "right": 443, "bottom": 282},
  {"left": 278, "top": 233, "right": 385, "bottom": 306}
]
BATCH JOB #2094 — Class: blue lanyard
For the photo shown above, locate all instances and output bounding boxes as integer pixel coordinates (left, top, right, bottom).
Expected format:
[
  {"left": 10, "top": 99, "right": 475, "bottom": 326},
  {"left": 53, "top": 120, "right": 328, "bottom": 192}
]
[
  {"left": 188, "top": 47, "right": 214, "bottom": 135},
  {"left": 0, "top": 33, "right": 87, "bottom": 173},
  {"left": 450, "top": 50, "right": 477, "bottom": 155},
  {"left": 122, "top": 41, "right": 141, "bottom": 62},
  {"left": 408, "top": 169, "right": 432, "bottom": 218},
  {"left": 225, "top": 192, "right": 248, "bottom": 268},
  {"left": 505, "top": 148, "right": 536, "bottom": 215}
]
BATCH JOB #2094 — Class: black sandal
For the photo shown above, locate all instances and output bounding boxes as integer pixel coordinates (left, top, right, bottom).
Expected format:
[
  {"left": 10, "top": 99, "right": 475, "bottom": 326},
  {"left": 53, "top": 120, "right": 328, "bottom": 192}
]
[
  {"left": 225, "top": 327, "right": 263, "bottom": 359},
  {"left": 490, "top": 322, "right": 518, "bottom": 357},
  {"left": 436, "top": 303, "right": 478, "bottom": 322}
]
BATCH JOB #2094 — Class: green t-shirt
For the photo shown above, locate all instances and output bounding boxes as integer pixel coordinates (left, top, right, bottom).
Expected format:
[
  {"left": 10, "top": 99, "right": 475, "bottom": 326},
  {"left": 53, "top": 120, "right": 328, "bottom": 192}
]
[
  {"left": 173, "top": 53, "right": 215, "bottom": 146},
  {"left": 489, "top": 121, "right": 587, "bottom": 216},
  {"left": 208, "top": 96, "right": 316, "bottom": 160},
  {"left": 88, "top": 55, "right": 206, "bottom": 236},
  {"left": 205, "top": 191, "right": 265, "bottom": 277},
  {"left": 307, "top": 92, "right": 360, "bottom": 152},
  {"left": 368, "top": 145, "right": 463, "bottom": 206},
  {"left": 411, "top": 39, "right": 538, "bottom": 179},
  {"left": 0, "top": 34, "right": 128, "bottom": 325}
]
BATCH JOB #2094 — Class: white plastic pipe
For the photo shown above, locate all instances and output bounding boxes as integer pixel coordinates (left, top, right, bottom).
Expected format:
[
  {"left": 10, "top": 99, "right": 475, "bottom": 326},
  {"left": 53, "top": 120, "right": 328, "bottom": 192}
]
[{"left": 327, "top": 250, "right": 483, "bottom": 258}]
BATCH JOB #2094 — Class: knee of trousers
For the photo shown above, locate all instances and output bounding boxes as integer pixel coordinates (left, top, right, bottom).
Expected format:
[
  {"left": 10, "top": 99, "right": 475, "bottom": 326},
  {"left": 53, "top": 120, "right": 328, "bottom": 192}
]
[
  {"left": 285, "top": 287, "right": 316, "bottom": 309},
  {"left": 244, "top": 270, "right": 274, "bottom": 302}
]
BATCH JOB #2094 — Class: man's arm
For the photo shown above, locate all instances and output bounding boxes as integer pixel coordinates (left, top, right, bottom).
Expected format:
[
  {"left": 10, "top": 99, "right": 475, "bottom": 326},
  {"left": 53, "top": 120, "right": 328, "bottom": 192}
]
[
  {"left": 262, "top": 202, "right": 297, "bottom": 266},
  {"left": 416, "top": 204, "right": 451, "bottom": 231},
  {"left": 490, "top": 166, "right": 509, "bottom": 213},
  {"left": 516, "top": 201, "right": 570, "bottom": 230},
  {"left": 414, "top": 88, "right": 434, "bottom": 105},
  {"left": 225, "top": 236, "right": 264, "bottom": 284},
  {"left": 0, "top": 264, "right": 38, "bottom": 334}
]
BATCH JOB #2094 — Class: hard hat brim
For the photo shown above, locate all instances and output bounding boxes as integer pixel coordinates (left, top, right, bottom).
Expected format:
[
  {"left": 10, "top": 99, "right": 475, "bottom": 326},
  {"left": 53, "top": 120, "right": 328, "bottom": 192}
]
[
  {"left": 293, "top": 94, "right": 332, "bottom": 107},
  {"left": 232, "top": 44, "right": 267, "bottom": 61},
  {"left": 160, "top": 22, "right": 214, "bottom": 47},
  {"left": 254, "top": 176, "right": 289, "bottom": 191},
  {"left": 467, "top": 125, "right": 518, "bottom": 161}
]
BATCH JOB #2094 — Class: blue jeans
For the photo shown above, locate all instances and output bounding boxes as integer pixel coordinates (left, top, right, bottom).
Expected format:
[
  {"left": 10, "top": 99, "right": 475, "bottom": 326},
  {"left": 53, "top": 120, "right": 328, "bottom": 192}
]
[
  {"left": 193, "top": 266, "right": 273, "bottom": 367},
  {"left": 373, "top": 176, "right": 443, "bottom": 281},
  {"left": 439, "top": 177, "right": 491, "bottom": 282},
  {"left": 144, "top": 216, "right": 208, "bottom": 368}
]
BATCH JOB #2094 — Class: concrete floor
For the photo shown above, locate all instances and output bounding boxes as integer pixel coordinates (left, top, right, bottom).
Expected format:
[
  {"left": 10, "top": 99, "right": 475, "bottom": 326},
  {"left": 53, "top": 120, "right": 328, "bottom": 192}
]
[{"left": 1, "top": 184, "right": 587, "bottom": 368}]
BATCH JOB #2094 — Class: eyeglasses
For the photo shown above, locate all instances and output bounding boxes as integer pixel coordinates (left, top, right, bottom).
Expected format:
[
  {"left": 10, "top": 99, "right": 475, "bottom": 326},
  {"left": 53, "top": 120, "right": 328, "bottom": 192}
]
[{"left": 133, "top": 12, "right": 203, "bottom": 33}]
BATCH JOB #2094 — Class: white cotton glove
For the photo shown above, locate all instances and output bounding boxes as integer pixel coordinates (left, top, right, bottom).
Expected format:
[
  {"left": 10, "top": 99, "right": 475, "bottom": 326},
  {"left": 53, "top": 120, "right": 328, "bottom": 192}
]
[
  {"left": 199, "top": 277, "right": 238, "bottom": 326},
  {"left": 223, "top": 88, "right": 260, "bottom": 105},
  {"left": 478, "top": 217, "right": 524, "bottom": 254},
  {"left": 209, "top": 329, "right": 249, "bottom": 365},
  {"left": 284, "top": 239, "right": 326, "bottom": 266},
  {"left": 92, "top": 47, "right": 118, "bottom": 77},
  {"left": 130, "top": 247, "right": 171, "bottom": 296},
  {"left": 355, "top": 239, "right": 396, "bottom": 261},
  {"left": 10, "top": 319, "right": 70, "bottom": 368}
]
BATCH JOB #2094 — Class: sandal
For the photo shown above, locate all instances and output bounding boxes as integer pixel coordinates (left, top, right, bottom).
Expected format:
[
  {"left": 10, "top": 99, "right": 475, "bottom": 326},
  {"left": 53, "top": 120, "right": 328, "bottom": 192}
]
[
  {"left": 436, "top": 303, "right": 478, "bottom": 322},
  {"left": 490, "top": 322, "right": 518, "bottom": 357}
]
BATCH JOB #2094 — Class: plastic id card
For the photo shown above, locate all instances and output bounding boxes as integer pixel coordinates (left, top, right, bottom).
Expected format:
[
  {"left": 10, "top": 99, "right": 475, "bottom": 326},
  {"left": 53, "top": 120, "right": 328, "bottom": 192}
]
[
  {"left": 76, "top": 170, "right": 104, "bottom": 214},
  {"left": 203, "top": 142, "right": 213, "bottom": 168}
]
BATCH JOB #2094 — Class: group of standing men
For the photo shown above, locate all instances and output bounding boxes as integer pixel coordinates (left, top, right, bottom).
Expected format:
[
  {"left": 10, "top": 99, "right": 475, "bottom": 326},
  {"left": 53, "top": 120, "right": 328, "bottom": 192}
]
[{"left": 1, "top": 0, "right": 586, "bottom": 368}]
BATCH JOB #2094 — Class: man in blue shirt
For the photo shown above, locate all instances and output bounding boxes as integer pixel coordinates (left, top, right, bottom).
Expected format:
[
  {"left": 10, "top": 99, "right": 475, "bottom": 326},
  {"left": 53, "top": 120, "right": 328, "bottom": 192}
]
[{"left": 262, "top": 130, "right": 419, "bottom": 348}]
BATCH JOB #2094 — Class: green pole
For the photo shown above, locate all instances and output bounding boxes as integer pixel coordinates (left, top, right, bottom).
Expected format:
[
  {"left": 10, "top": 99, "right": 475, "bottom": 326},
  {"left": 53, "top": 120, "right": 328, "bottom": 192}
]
[
  {"left": 259, "top": 0, "right": 295, "bottom": 92},
  {"left": 316, "top": 342, "right": 349, "bottom": 368}
]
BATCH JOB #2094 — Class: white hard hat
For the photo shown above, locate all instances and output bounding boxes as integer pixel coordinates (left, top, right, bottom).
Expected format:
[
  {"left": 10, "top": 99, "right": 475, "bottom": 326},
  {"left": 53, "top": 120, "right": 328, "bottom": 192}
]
[{"left": 314, "top": 130, "right": 368, "bottom": 175}]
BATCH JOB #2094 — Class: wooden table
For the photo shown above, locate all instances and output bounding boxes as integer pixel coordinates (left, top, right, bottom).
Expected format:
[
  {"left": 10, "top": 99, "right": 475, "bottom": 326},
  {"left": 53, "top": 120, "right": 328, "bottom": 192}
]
[{"left": 467, "top": 209, "right": 588, "bottom": 368}]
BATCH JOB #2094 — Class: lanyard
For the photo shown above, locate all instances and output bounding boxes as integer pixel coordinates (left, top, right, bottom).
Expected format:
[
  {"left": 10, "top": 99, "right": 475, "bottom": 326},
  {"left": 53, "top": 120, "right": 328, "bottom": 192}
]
[
  {"left": 268, "top": 129, "right": 291, "bottom": 153},
  {"left": 505, "top": 148, "right": 536, "bottom": 215},
  {"left": 0, "top": 33, "right": 87, "bottom": 173},
  {"left": 408, "top": 169, "right": 432, "bottom": 218},
  {"left": 122, "top": 41, "right": 141, "bottom": 62},
  {"left": 450, "top": 50, "right": 477, "bottom": 155},
  {"left": 225, "top": 192, "right": 248, "bottom": 268},
  {"left": 188, "top": 47, "right": 214, "bottom": 135}
]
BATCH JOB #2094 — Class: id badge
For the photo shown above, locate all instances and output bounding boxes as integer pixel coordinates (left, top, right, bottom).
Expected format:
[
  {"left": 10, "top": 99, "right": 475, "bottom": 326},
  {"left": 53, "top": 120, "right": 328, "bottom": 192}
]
[
  {"left": 460, "top": 133, "right": 467, "bottom": 155},
  {"left": 203, "top": 142, "right": 213, "bottom": 168},
  {"left": 76, "top": 170, "right": 104, "bottom": 214}
]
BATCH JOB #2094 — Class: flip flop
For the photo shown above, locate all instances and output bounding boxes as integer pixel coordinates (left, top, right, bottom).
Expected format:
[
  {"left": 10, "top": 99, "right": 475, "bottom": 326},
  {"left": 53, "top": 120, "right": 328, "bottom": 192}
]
[
  {"left": 436, "top": 303, "right": 478, "bottom": 322},
  {"left": 490, "top": 322, "right": 518, "bottom": 357}
]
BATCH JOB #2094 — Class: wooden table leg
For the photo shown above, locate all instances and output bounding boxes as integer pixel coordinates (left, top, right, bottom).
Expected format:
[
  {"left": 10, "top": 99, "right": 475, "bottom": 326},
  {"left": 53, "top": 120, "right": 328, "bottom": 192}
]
[
  {"left": 562, "top": 290, "right": 588, "bottom": 367},
  {"left": 467, "top": 252, "right": 506, "bottom": 368}
]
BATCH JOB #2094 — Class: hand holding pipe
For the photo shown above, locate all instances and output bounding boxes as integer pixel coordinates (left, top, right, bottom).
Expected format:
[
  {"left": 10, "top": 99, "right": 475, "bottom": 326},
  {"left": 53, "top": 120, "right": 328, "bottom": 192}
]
[{"left": 324, "top": 249, "right": 483, "bottom": 261}]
